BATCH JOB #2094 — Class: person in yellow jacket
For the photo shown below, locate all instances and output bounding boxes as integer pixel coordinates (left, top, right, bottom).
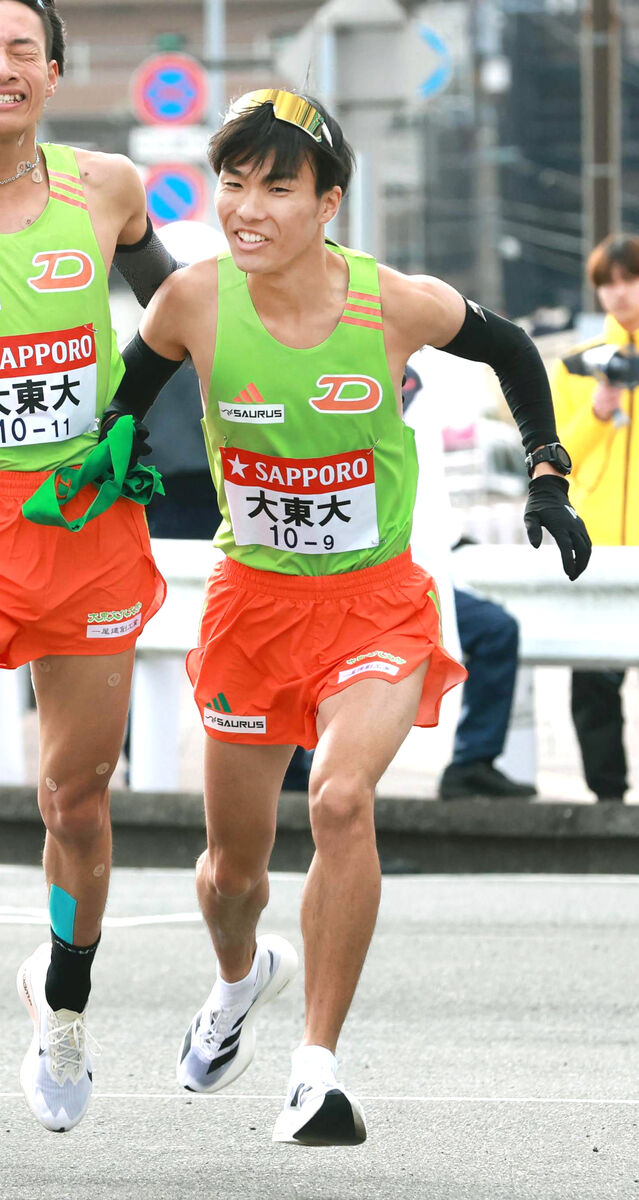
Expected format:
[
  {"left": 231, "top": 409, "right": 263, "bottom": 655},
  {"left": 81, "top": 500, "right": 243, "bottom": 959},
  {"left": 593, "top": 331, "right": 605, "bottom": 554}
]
[{"left": 552, "top": 232, "right": 639, "bottom": 801}]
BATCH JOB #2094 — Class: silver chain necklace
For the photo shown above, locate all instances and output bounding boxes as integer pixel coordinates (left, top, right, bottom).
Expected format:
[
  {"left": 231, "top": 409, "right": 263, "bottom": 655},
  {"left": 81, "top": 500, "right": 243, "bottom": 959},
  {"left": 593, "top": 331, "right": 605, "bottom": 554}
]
[{"left": 0, "top": 147, "right": 42, "bottom": 187}]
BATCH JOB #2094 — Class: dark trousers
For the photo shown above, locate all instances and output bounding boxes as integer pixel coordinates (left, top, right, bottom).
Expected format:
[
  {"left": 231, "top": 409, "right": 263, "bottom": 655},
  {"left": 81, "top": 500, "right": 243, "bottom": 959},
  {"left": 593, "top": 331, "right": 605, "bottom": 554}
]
[
  {"left": 571, "top": 670, "right": 627, "bottom": 799},
  {"left": 146, "top": 472, "right": 221, "bottom": 540},
  {"left": 452, "top": 588, "right": 519, "bottom": 766}
]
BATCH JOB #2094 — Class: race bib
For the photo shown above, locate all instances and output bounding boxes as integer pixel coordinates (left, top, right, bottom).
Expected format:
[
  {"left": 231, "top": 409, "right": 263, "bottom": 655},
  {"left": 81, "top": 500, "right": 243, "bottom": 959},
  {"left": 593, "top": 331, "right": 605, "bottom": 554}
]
[
  {"left": 0, "top": 325, "right": 98, "bottom": 448},
  {"left": 220, "top": 446, "right": 379, "bottom": 555}
]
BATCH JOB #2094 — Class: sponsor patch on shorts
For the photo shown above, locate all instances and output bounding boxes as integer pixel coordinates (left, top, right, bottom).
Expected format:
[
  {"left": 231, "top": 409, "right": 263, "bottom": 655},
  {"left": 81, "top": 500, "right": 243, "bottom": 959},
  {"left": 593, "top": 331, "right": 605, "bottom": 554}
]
[
  {"left": 86, "top": 614, "right": 142, "bottom": 639},
  {"left": 86, "top": 601, "right": 142, "bottom": 640},
  {"left": 345, "top": 650, "right": 406, "bottom": 666},
  {"left": 204, "top": 711, "right": 267, "bottom": 734},
  {"left": 338, "top": 660, "right": 400, "bottom": 683}
]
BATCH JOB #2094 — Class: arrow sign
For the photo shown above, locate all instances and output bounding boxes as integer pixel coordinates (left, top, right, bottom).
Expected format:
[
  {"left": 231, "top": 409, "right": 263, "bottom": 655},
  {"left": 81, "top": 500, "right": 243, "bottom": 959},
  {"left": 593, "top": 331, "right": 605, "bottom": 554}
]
[{"left": 419, "top": 26, "right": 452, "bottom": 98}]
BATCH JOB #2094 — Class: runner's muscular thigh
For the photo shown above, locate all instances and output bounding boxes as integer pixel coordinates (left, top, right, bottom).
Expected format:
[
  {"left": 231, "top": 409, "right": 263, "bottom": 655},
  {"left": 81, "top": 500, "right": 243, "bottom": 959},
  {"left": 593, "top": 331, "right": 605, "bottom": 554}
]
[
  {"left": 33, "top": 650, "right": 135, "bottom": 785},
  {"left": 315, "top": 666, "right": 428, "bottom": 789}
]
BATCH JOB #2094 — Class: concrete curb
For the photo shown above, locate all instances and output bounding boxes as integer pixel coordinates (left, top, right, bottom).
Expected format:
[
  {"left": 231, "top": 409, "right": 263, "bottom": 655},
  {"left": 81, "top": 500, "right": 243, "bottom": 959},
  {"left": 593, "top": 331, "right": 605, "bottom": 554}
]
[{"left": 2, "top": 785, "right": 637, "bottom": 838}]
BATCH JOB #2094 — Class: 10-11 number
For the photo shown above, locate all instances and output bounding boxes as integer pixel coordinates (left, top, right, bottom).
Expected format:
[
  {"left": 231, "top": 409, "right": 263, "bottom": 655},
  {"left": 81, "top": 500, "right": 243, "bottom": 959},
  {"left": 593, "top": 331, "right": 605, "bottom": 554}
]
[{"left": 0, "top": 417, "right": 70, "bottom": 443}]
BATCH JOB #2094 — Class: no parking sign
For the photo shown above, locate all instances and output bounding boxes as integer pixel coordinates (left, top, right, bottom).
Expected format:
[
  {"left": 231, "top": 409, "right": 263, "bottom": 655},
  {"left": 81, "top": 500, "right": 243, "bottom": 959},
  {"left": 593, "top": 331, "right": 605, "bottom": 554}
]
[
  {"left": 132, "top": 53, "right": 209, "bottom": 126},
  {"left": 145, "top": 164, "right": 210, "bottom": 227}
]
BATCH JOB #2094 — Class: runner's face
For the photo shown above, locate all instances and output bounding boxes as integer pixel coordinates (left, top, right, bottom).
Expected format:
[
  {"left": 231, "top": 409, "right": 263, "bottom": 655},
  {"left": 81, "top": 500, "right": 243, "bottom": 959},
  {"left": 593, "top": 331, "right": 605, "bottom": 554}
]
[
  {"left": 597, "top": 265, "right": 639, "bottom": 333},
  {"left": 215, "top": 156, "right": 341, "bottom": 273},
  {"left": 0, "top": 1, "right": 57, "bottom": 141}
]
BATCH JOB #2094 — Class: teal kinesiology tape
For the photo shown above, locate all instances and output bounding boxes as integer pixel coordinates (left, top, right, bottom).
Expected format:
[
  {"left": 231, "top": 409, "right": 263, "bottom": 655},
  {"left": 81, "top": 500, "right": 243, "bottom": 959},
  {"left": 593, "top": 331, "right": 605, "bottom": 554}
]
[{"left": 49, "top": 884, "right": 77, "bottom": 944}]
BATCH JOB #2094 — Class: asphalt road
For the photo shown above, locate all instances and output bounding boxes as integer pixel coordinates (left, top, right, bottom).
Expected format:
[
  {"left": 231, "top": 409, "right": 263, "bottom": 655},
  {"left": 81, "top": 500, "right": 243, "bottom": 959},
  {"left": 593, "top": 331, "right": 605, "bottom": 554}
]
[{"left": 1, "top": 869, "right": 638, "bottom": 1200}]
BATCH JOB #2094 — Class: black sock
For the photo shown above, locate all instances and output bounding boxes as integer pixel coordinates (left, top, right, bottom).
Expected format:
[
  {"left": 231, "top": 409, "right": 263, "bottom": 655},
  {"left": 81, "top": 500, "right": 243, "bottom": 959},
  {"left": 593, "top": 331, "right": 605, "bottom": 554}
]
[{"left": 45, "top": 930, "right": 101, "bottom": 1013}]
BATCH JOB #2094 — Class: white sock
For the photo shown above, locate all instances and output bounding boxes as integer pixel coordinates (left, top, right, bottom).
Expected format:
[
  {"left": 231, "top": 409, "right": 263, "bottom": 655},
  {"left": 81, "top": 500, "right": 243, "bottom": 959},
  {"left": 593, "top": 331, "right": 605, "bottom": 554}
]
[
  {"left": 291, "top": 1044, "right": 337, "bottom": 1082},
  {"left": 214, "top": 946, "right": 260, "bottom": 1010}
]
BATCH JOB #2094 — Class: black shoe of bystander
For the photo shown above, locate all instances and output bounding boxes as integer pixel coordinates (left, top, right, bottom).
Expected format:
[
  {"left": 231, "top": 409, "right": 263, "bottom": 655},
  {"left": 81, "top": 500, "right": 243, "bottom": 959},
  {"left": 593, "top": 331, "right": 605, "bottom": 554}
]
[{"left": 438, "top": 761, "right": 537, "bottom": 801}]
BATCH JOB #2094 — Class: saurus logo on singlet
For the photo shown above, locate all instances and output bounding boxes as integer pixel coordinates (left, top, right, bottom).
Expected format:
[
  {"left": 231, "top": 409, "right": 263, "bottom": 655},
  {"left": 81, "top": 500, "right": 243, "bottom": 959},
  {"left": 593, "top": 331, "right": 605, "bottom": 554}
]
[
  {"left": 309, "top": 375, "right": 383, "bottom": 414},
  {"left": 28, "top": 250, "right": 95, "bottom": 293}
]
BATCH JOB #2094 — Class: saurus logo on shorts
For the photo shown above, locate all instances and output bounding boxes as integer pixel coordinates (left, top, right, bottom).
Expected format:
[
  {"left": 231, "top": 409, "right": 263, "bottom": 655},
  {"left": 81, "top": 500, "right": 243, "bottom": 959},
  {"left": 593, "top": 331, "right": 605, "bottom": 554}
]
[{"left": 308, "top": 375, "right": 383, "bottom": 415}]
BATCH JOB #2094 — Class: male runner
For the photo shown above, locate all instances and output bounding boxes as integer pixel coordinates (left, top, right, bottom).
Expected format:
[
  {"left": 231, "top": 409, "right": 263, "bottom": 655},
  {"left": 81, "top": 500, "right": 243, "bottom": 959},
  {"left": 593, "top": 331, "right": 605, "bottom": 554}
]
[
  {"left": 106, "top": 90, "right": 592, "bottom": 1146},
  {"left": 1, "top": 0, "right": 178, "bottom": 1133}
]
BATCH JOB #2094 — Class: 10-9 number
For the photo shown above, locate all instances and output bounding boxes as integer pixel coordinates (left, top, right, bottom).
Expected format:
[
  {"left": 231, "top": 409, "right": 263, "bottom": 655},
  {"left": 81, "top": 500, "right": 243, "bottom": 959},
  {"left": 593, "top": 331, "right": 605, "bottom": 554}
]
[{"left": 269, "top": 524, "right": 334, "bottom": 551}]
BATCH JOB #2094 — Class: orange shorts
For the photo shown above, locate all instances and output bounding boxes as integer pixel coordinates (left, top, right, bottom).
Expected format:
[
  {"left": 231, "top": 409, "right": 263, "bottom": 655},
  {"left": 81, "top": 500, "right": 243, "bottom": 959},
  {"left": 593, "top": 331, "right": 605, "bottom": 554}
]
[
  {"left": 187, "top": 549, "right": 467, "bottom": 748},
  {"left": 0, "top": 469, "right": 166, "bottom": 669}
]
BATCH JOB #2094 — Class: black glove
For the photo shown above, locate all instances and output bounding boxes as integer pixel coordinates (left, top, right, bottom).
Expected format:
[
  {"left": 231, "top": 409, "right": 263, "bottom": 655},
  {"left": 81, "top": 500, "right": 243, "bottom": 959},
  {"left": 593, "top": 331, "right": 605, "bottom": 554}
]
[
  {"left": 524, "top": 474, "right": 592, "bottom": 581},
  {"left": 99, "top": 407, "right": 152, "bottom": 469}
]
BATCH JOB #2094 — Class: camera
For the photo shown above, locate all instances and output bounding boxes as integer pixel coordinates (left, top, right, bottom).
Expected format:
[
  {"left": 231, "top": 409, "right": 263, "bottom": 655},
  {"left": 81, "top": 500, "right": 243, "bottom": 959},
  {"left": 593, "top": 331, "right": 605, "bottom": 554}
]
[{"left": 564, "top": 344, "right": 639, "bottom": 388}]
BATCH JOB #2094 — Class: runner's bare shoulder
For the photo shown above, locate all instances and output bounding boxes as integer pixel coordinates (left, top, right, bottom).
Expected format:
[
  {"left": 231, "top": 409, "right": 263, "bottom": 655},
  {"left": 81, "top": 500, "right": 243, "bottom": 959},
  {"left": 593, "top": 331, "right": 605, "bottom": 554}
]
[
  {"left": 142, "top": 256, "right": 220, "bottom": 361},
  {"left": 378, "top": 264, "right": 465, "bottom": 353},
  {"left": 71, "top": 149, "right": 142, "bottom": 201}
]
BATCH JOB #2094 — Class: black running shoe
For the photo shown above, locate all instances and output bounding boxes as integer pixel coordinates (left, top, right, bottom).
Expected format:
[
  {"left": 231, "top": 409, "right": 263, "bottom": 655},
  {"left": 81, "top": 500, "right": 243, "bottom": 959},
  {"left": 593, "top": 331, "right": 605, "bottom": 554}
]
[{"left": 272, "top": 1070, "right": 367, "bottom": 1146}]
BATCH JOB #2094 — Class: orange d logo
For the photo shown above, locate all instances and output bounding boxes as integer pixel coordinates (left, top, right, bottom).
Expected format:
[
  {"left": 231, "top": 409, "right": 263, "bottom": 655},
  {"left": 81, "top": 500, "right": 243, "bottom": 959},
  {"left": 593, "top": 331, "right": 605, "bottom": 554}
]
[
  {"left": 28, "top": 250, "right": 95, "bottom": 293},
  {"left": 309, "top": 374, "right": 383, "bottom": 414}
]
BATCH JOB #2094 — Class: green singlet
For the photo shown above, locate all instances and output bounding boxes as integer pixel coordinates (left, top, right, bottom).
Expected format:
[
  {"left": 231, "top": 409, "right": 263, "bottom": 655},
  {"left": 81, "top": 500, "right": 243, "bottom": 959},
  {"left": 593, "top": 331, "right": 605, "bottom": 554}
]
[
  {"left": 204, "top": 243, "right": 419, "bottom": 576},
  {"left": 0, "top": 143, "right": 124, "bottom": 473}
]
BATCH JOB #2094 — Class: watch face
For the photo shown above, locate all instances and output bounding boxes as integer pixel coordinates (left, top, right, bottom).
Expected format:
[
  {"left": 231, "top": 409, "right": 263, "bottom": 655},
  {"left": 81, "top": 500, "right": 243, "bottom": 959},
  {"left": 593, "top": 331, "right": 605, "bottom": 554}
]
[{"left": 555, "top": 445, "right": 571, "bottom": 470}]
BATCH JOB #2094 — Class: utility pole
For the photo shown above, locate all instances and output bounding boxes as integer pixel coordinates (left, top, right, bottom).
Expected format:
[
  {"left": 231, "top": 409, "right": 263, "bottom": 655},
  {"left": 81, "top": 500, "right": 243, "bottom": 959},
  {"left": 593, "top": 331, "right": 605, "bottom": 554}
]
[
  {"left": 471, "top": 0, "right": 504, "bottom": 313},
  {"left": 205, "top": 0, "right": 226, "bottom": 128},
  {"left": 581, "top": 0, "right": 621, "bottom": 309}
]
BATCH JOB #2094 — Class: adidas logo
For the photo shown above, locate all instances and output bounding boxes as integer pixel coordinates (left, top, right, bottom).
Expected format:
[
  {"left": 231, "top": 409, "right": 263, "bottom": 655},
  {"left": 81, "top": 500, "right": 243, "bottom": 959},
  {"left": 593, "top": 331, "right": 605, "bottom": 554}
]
[
  {"left": 291, "top": 1083, "right": 312, "bottom": 1109},
  {"left": 233, "top": 382, "right": 265, "bottom": 405},
  {"left": 205, "top": 692, "right": 232, "bottom": 714}
]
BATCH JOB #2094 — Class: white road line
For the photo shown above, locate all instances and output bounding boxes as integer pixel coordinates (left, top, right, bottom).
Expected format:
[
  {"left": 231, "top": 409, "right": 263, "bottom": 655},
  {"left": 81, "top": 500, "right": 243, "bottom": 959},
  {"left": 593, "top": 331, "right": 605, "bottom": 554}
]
[
  {"left": 0, "top": 911, "right": 634, "bottom": 941},
  {"left": 1, "top": 1093, "right": 638, "bottom": 1105},
  {"left": 0, "top": 908, "right": 202, "bottom": 927}
]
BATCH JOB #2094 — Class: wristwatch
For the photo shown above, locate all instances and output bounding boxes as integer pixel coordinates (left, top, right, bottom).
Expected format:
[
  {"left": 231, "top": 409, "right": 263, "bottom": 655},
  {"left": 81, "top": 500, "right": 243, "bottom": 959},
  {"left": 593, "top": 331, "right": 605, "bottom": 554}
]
[{"left": 525, "top": 442, "right": 572, "bottom": 478}]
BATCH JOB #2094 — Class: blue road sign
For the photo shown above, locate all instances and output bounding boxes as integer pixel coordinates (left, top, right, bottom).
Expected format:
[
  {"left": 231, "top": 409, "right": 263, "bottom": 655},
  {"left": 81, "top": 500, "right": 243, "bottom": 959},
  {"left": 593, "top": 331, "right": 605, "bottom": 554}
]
[
  {"left": 133, "top": 54, "right": 208, "bottom": 126},
  {"left": 145, "top": 165, "right": 208, "bottom": 226}
]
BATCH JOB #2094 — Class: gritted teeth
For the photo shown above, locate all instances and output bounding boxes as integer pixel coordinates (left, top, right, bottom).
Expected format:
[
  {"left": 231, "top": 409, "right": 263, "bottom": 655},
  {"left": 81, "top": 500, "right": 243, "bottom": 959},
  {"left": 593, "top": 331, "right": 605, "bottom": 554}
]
[
  {"left": 0, "top": 94, "right": 25, "bottom": 104},
  {"left": 237, "top": 230, "right": 267, "bottom": 244}
]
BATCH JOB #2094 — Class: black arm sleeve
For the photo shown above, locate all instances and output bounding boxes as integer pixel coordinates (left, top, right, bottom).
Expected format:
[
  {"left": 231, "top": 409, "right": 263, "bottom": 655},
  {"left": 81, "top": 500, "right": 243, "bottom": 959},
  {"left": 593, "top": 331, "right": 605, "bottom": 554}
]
[
  {"left": 439, "top": 298, "right": 558, "bottom": 454},
  {"left": 104, "top": 332, "right": 184, "bottom": 424},
  {"left": 113, "top": 215, "right": 181, "bottom": 308}
]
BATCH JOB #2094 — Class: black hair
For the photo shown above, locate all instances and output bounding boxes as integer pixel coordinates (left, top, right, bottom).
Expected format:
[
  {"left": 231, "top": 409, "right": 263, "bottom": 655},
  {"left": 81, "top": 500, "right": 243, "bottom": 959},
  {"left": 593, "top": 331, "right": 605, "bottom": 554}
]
[
  {"left": 9, "top": 0, "right": 66, "bottom": 75},
  {"left": 588, "top": 233, "right": 639, "bottom": 286},
  {"left": 209, "top": 92, "right": 354, "bottom": 197}
]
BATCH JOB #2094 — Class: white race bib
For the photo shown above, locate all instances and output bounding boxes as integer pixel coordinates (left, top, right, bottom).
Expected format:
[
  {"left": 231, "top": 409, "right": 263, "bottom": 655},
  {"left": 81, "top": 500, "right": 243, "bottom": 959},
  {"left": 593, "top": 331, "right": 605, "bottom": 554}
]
[
  {"left": 220, "top": 446, "right": 379, "bottom": 555},
  {"left": 0, "top": 324, "right": 98, "bottom": 448}
]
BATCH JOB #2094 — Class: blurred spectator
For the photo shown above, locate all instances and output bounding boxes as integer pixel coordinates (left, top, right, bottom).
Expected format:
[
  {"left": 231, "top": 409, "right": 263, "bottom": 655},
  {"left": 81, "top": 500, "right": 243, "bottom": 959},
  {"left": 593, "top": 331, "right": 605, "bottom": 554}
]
[
  {"left": 552, "top": 233, "right": 639, "bottom": 802},
  {"left": 145, "top": 222, "right": 226, "bottom": 542},
  {"left": 440, "top": 572, "right": 536, "bottom": 800},
  {"left": 145, "top": 360, "right": 220, "bottom": 540},
  {"left": 403, "top": 363, "right": 536, "bottom": 801}
]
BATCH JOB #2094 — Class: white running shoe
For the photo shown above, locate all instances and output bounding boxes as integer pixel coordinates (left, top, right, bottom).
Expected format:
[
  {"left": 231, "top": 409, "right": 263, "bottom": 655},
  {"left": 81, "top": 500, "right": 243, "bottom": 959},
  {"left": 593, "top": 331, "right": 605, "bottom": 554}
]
[
  {"left": 176, "top": 933, "right": 298, "bottom": 1093},
  {"left": 17, "top": 942, "right": 95, "bottom": 1133},
  {"left": 273, "top": 1068, "right": 367, "bottom": 1146}
]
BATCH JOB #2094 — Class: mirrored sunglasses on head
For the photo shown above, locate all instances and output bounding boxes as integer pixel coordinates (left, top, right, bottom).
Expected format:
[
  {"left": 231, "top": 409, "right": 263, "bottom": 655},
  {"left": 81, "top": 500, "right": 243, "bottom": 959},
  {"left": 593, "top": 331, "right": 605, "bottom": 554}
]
[{"left": 224, "top": 89, "right": 333, "bottom": 147}]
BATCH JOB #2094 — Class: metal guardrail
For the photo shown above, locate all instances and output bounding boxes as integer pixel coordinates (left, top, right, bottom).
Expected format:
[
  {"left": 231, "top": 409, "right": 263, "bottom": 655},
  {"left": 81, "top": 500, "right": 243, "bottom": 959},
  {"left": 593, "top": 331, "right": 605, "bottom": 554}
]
[
  {"left": 2, "top": 541, "right": 637, "bottom": 790},
  {"left": 453, "top": 544, "right": 639, "bottom": 669}
]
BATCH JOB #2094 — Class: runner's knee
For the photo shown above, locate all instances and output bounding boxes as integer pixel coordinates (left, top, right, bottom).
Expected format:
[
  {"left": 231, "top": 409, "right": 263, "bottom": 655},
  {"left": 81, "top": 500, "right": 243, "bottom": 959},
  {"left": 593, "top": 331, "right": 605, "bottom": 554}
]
[
  {"left": 39, "top": 779, "right": 110, "bottom": 845},
  {"left": 204, "top": 844, "right": 266, "bottom": 900},
  {"left": 309, "top": 770, "right": 374, "bottom": 845}
]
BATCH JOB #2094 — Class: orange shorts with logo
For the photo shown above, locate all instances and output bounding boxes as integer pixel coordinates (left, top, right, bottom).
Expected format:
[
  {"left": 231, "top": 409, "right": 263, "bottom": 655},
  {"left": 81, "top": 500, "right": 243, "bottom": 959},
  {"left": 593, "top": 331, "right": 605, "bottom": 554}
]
[
  {"left": 0, "top": 469, "right": 166, "bottom": 669},
  {"left": 187, "top": 548, "right": 467, "bottom": 748}
]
